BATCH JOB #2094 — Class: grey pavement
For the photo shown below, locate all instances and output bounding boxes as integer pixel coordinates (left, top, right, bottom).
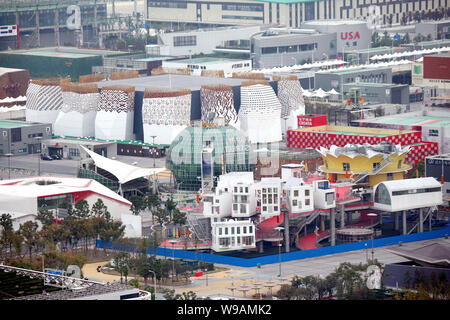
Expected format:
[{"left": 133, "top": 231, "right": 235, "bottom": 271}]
[
  {"left": 175, "top": 237, "right": 450, "bottom": 291},
  {"left": 0, "top": 153, "right": 168, "bottom": 180}
]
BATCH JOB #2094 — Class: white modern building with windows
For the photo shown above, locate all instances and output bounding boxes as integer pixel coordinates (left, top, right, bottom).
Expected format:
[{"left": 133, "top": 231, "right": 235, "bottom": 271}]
[{"left": 145, "top": 0, "right": 446, "bottom": 29}]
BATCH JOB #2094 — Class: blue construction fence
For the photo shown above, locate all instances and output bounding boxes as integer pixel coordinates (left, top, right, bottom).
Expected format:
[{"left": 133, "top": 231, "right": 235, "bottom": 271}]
[{"left": 96, "top": 226, "right": 450, "bottom": 268}]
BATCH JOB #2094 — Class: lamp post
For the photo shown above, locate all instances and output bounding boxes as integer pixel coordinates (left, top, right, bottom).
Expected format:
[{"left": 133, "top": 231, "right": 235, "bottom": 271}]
[
  {"left": 148, "top": 269, "right": 157, "bottom": 300},
  {"left": 274, "top": 226, "right": 284, "bottom": 278},
  {"left": 169, "top": 239, "right": 177, "bottom": 291},
  {"left": 367, "top": 213, "right": 378, "bottom": 262},
  {"left": 150, "top": 135, "right": 157, "bottom": 168},
  {"left": 4, "top": 153, "right": 13, "bottom": 179},
  {"left": 35, "top": 137, "right": 42, "bottom": 176},
  {"left": 282, "top": 116, "right": 289, "bottom": 141}
]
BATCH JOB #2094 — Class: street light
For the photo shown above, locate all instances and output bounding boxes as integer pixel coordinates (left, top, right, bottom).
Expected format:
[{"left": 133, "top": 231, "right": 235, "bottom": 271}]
[
  {"left": 35, "top": 137, "right": 42, "bottom": 176},
  {"left": 274, "top": 226, "right": 284, "bottom": 278},
  {"left": 169, "top": 239, "right": 177, "bottom": 291},
  {"left": 150, "top": 135, "right": 157, "bottom": 168},
  {"left": 4, "top": 153, "right": 13, "bottom": 179},
  {"left": 367, "top": 213, "right": 378, "bottom": 262}
]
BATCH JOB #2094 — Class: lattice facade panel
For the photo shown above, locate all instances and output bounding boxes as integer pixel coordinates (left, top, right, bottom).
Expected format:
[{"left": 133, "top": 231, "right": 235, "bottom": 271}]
[
  {"left": 238, "top": 84, "right": 282, "bottom": 143},
  {"left": 200, "top": 87, "right": 237, "bottom": 126},
  {"left": 142, "top": 94, "right": 191, "bottom": 145},
  {"left": 25, "top": 83, "right": 63, "bottom": 125},
  {"left": 95, "top": 88, "right": 135, "bottom": 141},
  {"left": 54, "top": 91, "right": 100, "bottom": 137}
]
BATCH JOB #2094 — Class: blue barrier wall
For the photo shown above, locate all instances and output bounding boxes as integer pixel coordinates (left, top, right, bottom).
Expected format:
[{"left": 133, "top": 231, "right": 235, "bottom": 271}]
[{"left": 96, "top": 226, "right": 450, "bottom": 268}]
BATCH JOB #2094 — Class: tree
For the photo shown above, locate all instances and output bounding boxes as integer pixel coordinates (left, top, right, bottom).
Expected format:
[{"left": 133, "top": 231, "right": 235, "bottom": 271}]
[
  {"left": 137, "top": 257, "right": 153, "bottom": 286},
  {"left": 74, "top": 199, "right": 90, "bottom": 218},
  {"left": 19, "top": 221, "right": 39, "bottom": 261},
  {"left": 36, "top": 209, "right": 54, "bottom": 227},
  {"left": 0, "top": 213, "right": 13, "bottom": 258},
  {"left": 154, "top": 207, "right": 170, "bottom": 227},
  {"left": 113, "top": 252, "right": 129, "bottom": 284},
  {"left": 146, "top": 194, "right": 161, "bottom": 224},
  {"left": 172, "top": 208, "right": 186, "bottom": 226},
  {"left": 165, "top": 196, "right": 177, "bottom": 220},
  {"left": 91, "top": 199, "right": 111, "bottom": 221},
  {"left": 129, "top": 195, "right": 146, "bottom": 215}
]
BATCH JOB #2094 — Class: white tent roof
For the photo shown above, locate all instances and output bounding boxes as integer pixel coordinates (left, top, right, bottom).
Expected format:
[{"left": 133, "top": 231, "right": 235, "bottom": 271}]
[
  {"left": 312, "top": 88, "right": 329, "bottom": 98},
  {"left": 302, "top": 90, "right": 313, "bottom": 97},
  {"left": 80, "top": 145, "right": 166, "bottom": 184},
  {"left": 327, "top": 88, "right": 339, "bottom": 95}
]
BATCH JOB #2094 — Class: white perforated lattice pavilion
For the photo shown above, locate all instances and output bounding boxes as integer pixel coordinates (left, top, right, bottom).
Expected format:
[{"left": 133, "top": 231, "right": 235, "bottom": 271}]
[
  {"left": 142, "top": 93, "right": 191, "bottom": 145},
  {"left": 238, "top": 83, "right": 282, "bottom": 143},
  {"left": 277, "top": 79, "right": 305, "bottom": 133},
  {"left": 54, "top": 91, "right": 99, "bottom": 137},
  {"left": 95, "top": 87, "right": 135, "bottom": 141},
  {"left": 25, "top": 83, "right": 63, "bottom": 125}
]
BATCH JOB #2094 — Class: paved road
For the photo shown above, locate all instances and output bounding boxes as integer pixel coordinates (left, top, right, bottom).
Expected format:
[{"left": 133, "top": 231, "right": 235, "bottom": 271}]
[
  {"left": 169, "top": 237, "right": 450, "bottom": 298},
  {"left": 0, "top": 153, "right": 168, "bottom": 180}
]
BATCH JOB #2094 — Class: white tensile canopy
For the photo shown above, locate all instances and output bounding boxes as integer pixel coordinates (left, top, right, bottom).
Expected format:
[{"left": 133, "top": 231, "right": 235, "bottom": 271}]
[
  {"left": 80, "top": 145, "right": 166, "bottom": 184},
  {"left": 327, "top": 88, "right": 339, "bottom": 95}
]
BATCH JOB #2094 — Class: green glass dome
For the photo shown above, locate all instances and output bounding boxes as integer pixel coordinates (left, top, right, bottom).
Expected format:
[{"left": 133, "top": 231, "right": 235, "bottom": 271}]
[{"left": 166, "top": 125, "right": 255, "bottom": 191}]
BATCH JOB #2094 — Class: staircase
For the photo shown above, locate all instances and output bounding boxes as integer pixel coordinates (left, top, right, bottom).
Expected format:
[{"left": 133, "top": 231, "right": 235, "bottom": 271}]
[
  {"left": 354, "top": 155, "right": 393, "bottom": 184},
  {"left": 186, "top": 213, "right": 211, "bottom": 243},
  {"left": 293, "top": 210, "right": 324, "bottom": 244},
  {"left": 407, "top": 206, "right": 436, "bottom": 235}
]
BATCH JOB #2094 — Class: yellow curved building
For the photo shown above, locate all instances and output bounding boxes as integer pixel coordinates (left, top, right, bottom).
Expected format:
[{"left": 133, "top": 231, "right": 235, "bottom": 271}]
[{"left": 317, "top": 143, "right": 412, "bottom": 187}]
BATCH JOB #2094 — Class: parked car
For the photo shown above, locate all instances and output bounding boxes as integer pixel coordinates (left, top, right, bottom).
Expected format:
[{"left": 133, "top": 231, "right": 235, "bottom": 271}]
[
  {"left": 50, "top": 154, "right": 62, "bottom": 160},
  {"left": 41, "top": 155, "right": 53, "bottom": 161}
]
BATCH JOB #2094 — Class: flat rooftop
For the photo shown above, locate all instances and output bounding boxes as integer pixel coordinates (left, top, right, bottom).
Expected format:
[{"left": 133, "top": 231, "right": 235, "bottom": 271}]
[
  {"left": 166, "top": 57, "right": 248, "bottom": 65},
  {"left": 0, "top": 47, "right": 122, "bottom": 58},
  {"left": 356, "top": 114, "right": 450, "bottom": 127},
  {"left": 96, "top": 74, "right": 250, "bottom": 91},
  {"left": 0, "top": 120, "right": 36, "bottom": 128},
  {"left": 292, "top": 125, "right": 417, "bottom": 137}
]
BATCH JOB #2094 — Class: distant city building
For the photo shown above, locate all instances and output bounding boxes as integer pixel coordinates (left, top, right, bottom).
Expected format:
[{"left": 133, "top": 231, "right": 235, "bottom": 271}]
[
  {"left": 250, "top": 20, "right": 371, "bottom": 68},
  {"left": 156, "top": 25, "right": 261, "bottom": 56},
  {"left": 145, "top": 0, "right": 447, "bottom": 30},
  {"left": 0, "top": 120, "right": 52, "bottom": 155},
  {"left": 162, "top": 57, "right": 252, "bottom": 76},
  {"left": 0, "top": 0, "right": 107, "bottom": 50},
  {"left": 316, "top": 142, "right": 412, "bottom": 187},
  {"left": 425, "top": 153, "right": 450, "bottom": 198}
]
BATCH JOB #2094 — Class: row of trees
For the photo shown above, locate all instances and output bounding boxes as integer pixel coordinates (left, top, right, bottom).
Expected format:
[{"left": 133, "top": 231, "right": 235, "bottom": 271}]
[
  {"left": 127, "top": 194, "right": 187, "bottom": 229},
  {"left": 0, "top": 199, "right": 125, "bottom": 269},
  {"left": 277, "top": 262, "right": 386, "bottom": 300},
  {"left": 277, "top": 261, "right": 450, "bottom": 300},
  {"left": 371, "top": 31, "right": 433, "bottom": 48}
]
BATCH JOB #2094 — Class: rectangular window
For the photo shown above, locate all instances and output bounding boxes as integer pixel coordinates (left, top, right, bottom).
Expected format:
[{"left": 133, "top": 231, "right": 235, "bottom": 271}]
[
  {"left": 428, "top": 129, "right": 439, "bottom": 137},
  {"left": 249, "top": 226, "right": 253, "bottom": 233},
  {"left": 305, "top": 198, "right": 310, "bottom": 206},
  {"left": 218, "top": 228, "right": 222, "bottom": 236},
  {"left": 294, "top": 190, "right": 299, "bottom": 197},
  {"left": 293, "top": 199, "right": 298, "bottom": 206},
  {"left": 173, "top": 35, "right": 196, "bottom": 47},
  {"left": 243, "top": 226, "right": 247, "bottom": 234},
  {"left": 11, "top": 128, "right": 21, "bottom": 143},
  {"left": 398, "top": 160, "right": 402, "bottom": 169},
  {"left": 305, "top": 189, "right": 310, "bottom": 196},
  {"left": 148, "top": 1, "right": 187, "bottom": 9},
  {"left": 343, "top": 163, "right": 350, "bottom": 171},
  {"left": 387, "top": 172, "right": 393, "bottom": 180},
  {"left": 262, "top": 47, "right": 277, "bottom": 55},
  {"left": 237, "top": 227, "right": 240, "bottom": 234}
]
